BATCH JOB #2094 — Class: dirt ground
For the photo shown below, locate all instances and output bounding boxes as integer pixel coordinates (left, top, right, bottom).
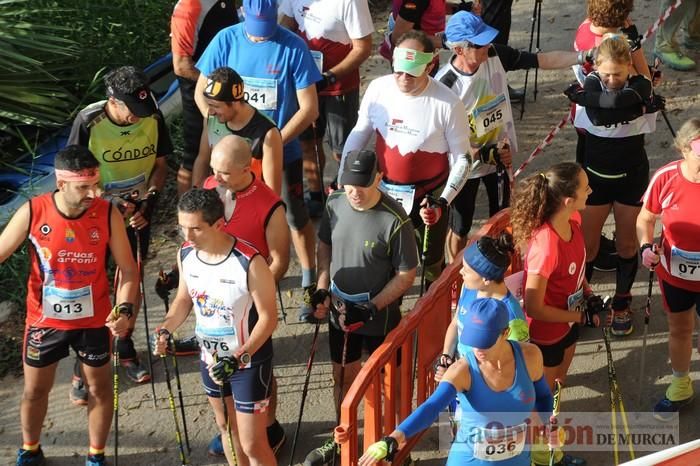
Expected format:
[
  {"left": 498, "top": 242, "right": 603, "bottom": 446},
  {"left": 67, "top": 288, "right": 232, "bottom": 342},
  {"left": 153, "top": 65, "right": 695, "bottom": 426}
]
[{"left": 1, "top": 1, "right": 699, "bottom": 465}]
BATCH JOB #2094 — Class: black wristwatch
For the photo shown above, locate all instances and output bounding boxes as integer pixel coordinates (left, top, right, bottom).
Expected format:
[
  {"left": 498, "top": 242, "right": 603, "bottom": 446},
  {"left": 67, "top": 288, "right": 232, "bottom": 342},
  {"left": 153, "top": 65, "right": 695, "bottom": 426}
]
[{"left": 323, "top": 71, "right": 337, "bottom": 85}]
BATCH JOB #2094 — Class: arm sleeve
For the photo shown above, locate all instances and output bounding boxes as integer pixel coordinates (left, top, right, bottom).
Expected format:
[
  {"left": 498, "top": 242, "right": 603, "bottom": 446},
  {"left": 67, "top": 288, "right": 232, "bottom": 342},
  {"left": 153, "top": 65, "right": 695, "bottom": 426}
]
[
  {"left": 579, "top": 74, "right": 647, "bottom": 109},
  {"left": 440, "top": 98, "right": 471, "bottom": 204},
  {"left": 397, "top": 0, "right": 430, "bottom": 24},
  {"left": 534, "top": 375, "right": 554, "bottom": 423},
  {"left": 494, "top": 44, "right": 539, "bottom": 72},
  {"left": 155, "top": 111, "right": 174, "bottom": 157},
  {"left": 338, "top": 82, "right": 377, "bottom": 181},
  {"left": 397, "top": 381, "right": 458, "bottom": 438}
]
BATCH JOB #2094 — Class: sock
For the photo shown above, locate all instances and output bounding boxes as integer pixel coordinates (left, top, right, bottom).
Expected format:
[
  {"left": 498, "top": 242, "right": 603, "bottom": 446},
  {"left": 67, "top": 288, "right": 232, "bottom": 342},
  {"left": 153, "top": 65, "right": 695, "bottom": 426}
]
[
  {"left": 585, "top": 261, "right": 594, "bottom": 282},
  {"left": 22, "top": 442, "right": 39, "bottom": 452},
  {"left": 615, "top": 254, "right": 638, "bottom": 296},
  {"left": 672, "top": 370, "right": 689, "bottom": 379},
  {"left": 309, "top": 190, "right": 323, "bottom": 202},
  {"left": 301, "top": 268, "right": 316, "bottom": 289},
  {"left": 89, "top": 446, "right": 105, "bottom": 456}
]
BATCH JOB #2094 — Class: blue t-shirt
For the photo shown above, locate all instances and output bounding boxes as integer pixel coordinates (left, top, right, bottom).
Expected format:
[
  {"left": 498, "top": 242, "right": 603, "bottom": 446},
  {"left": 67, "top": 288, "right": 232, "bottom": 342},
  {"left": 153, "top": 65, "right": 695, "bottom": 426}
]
[
  {"left": 196, "top": 23, "right": 321, "bottom": 164},
  {"left": 456, "top": 288, "right": 527, "bottom": 358}
]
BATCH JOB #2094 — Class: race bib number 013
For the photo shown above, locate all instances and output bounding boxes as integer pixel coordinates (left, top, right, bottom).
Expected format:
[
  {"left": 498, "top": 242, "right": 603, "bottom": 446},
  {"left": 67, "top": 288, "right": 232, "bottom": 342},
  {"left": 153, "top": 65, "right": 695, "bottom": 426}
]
[
  {"left": 670, "top": 246, "right": 700, "bottom": 281},
  {"left": 42, "top": 284, "right": 94, "bottom": 320},
  {"left": 241, "top": 76, "right": 277, "bottom": 111}
]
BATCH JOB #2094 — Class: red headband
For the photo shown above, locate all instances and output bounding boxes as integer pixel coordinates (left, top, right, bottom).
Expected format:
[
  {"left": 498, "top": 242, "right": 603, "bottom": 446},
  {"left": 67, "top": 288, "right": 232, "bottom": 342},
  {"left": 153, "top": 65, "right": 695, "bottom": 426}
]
[{"left": 55, "top": 168, "right": 100, "bottom": 183}]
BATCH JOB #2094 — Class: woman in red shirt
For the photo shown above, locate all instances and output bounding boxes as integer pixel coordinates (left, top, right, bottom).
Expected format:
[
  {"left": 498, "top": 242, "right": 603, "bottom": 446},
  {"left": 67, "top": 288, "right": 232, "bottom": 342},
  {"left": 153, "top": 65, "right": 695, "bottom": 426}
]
[{"left": 637, "top": 118, "right": 700, "bottom": 420}]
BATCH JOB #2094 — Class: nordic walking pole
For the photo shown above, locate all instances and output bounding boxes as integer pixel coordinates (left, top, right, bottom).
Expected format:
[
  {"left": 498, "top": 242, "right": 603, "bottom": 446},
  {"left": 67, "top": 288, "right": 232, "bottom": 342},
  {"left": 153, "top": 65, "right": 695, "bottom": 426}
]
[
  {"left": 155, "top": 271, "right": 192, "bottom": 454},
  {"left": 661, "top": 110, "right": 677, "bottom": 138},
  {"left": 311, "top": 123, "right": 326, "bottom": 203},
  {"left": 277, "top": 285, "right": 288, "bottom": 324},
  {"left": 520, "top": 0, "right": 541, "bottom": 119},
  {"left": 637, "top": 257, "right": 655, "bottom": 409},
  {"left": 332, "top": 331, "right": 350, "bottom": 466},
  {"left": 135, "top": 231, "right": 157, "bottom": 408},
  {"left": 549, "top": 379, "right": 563, "bottom": 466},
  {"left": 161, "top": 340, "right": 189, "bottom": 465},
  {"left": 289, "top": 321, "right": 322, "bottom": 466},
  {"left": 113, "top": 335, "right": 120, "bottom": 466}
]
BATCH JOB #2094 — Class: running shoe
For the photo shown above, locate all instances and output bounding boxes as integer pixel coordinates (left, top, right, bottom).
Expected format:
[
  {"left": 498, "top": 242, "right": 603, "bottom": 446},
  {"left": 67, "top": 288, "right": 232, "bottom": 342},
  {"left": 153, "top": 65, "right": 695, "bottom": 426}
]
[
  {"left": 16, "top": 447, "right": 45, "bottom": 466},
  {"left": 86, "top": 453, "right": 106, "bottom": 466},
  {"left": 69, "top": 375, "right": 88, "bottom": 406},
  {"left": 121, "top": 359, "right": 151, "bottom": 383},
  {"left": 609, "top": 294, "right": 633, "bottom": 337},
  {"left": 303, "top": 437, "right": 338, "bottom": 466},
  {"left": 298, "top": 284, "right": 317, "bottom": 323},
  {"left": 267, "top": 420, "right": 287, "bottom": 455},
  {"left": 170, "top": 335, "right": 200, "bottom": 356},
  {"left": 653, "top": 376, "right": 694, "bottom": 421},
  {"left": 207, "top": 434, "right": 224, "bottom": 457},
  {"left": 654, "top": 50, "right": 696, "bottom": 71}
]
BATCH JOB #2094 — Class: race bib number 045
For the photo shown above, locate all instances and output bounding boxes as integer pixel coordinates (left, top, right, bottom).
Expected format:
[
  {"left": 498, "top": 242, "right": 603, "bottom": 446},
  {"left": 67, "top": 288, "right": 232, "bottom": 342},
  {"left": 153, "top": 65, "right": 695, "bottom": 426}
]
[{"left": 473, "top": 94, "right": 507, "bottom": 138}]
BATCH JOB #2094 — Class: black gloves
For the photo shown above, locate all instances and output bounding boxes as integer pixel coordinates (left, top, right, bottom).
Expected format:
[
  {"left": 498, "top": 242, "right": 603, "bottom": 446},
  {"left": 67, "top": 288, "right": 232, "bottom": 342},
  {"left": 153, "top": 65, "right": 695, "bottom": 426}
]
[
  {"left": 644, "top": 94, "right": 666, "bottom": 113},
  {"left": 478, "top": 144, "right": 501, "bottom": 165},
  {"left": 582, "top": 294, "right": 604, "bottom": 328},
  {"left": 564, "top": 82, "right": 584, "bottom": 103},
  {"left": 210, "top": 356, "right": 238, "bottom": 385},
  {"left": 620, "top": 24, "right": 642, "bottom": 52}
]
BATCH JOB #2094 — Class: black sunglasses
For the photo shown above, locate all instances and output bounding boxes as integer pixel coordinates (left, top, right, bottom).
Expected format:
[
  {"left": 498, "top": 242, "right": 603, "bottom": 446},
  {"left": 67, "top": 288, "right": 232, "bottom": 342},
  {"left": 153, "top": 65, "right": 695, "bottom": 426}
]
[{"left": 466, "top": 42, "right": 486, "bottom": 49}]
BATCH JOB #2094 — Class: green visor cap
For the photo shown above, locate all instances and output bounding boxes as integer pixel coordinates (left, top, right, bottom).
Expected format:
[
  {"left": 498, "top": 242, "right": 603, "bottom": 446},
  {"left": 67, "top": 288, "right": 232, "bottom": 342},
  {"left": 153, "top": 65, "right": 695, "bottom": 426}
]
[{"left": 392, "top": 47, "right": 435, "bottom": 77}]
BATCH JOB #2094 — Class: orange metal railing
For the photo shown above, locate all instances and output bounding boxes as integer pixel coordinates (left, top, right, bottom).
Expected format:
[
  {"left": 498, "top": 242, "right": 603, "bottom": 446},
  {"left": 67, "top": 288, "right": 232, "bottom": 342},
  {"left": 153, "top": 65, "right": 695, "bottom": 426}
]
[{"left": 335, "top": 210, "right": 522, "bottom": 465}]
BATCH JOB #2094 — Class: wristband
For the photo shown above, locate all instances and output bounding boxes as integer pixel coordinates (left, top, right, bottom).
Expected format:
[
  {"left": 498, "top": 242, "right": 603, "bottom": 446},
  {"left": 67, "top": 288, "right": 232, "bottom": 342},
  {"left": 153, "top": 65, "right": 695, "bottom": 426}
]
[
  {"left": 383, "top": 436, "right": 399, "bottom": 462},
  {"left": 156, "top": 327, "right": 171, "bottom": 339},
  {"left": 114, "top": 302, "right": 134, "bottom": 319}
]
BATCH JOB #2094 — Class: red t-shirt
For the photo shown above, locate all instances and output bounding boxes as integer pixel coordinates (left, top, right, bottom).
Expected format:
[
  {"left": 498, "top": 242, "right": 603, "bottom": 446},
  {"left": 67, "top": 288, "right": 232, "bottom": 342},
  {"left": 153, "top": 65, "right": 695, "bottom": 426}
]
[
  {"left": 203, "top": 175, "right": 284, "bottom": 259},
  {"left": 26, "top": 193, "right": 112, "bottom": 330},
  {"left": 642, "top": 161, "right": 700, "bottom": 292},
  {"left": 573, "top": 19, "right": 601, "bottom": 78},
  {"left": 524, "top": 212, "right": 587, "bottom": 344}
]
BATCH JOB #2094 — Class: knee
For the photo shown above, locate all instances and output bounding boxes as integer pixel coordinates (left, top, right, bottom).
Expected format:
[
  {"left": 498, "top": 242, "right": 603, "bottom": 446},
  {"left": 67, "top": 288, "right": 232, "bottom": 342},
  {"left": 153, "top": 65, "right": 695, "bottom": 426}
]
[
  {"left": 87, "top": 376, "right": 112, "bottom": 401},
  {"left": 615, "top": 238, "right": 638, "bottom": 258},
  {"left": 23, "top": 383, "right": 51, "bottom": 402},
  {"left": 668, "top": 320, "right": 694, "bottom": 339},
  {"left": 238, "top": 430, "right": 266, "bottom": 459}
]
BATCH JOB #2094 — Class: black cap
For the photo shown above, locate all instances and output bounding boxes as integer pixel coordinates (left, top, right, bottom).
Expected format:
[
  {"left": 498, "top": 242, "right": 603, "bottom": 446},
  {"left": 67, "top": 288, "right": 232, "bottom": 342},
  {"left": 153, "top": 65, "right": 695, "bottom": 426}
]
[
  {"left": 203, "top": 68, "right": 245, "bottom": 102},
  {"left": 108, "top": 85, "right": 157, "bottom": 118},
  {"left": 340, "top": 150, "right": 378, "bottom": 188}
]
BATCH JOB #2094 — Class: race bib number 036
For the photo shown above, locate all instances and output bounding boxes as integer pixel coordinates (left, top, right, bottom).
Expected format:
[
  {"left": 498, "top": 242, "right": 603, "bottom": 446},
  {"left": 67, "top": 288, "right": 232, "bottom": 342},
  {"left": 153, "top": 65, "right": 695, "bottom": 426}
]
[
  {"left": 42, "top": 284, "right": 94, "bottom": 320},
  {"left": 472, "top": 423, "right": 526, "bottom": 461},
  {"left": 241, "top": 76, "right": 277, "bottom": 111}
]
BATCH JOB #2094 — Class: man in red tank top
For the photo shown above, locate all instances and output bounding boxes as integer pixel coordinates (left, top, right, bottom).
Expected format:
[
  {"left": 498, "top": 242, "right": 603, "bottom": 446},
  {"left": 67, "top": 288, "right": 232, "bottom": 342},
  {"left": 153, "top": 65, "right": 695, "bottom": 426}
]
[
  {"left": 0, "top": 145, "right": 138, "bottom": 466},
  {"left": 203, "top": 134, "right": 291, "bottom": 455}
]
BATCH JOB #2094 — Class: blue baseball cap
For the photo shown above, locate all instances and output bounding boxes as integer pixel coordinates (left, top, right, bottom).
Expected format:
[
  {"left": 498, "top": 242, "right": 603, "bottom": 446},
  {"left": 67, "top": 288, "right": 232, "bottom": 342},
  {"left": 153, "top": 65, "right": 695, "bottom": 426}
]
[
  {"left": 459, "top": 298, "right": 509, "bottom": 349},
  {"left": 244, "top": 0, "right": 278, "bottom": 38},
  {"left": 445, "top": 11, "right": 499, "bottom": 46}
]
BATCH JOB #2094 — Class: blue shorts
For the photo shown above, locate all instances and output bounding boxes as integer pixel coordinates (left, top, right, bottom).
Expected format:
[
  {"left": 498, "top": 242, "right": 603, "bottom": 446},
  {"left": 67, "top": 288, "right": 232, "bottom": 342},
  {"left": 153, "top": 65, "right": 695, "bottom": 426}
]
[{"left": 200, "top": 358, "right": 273, "bottom": 414}]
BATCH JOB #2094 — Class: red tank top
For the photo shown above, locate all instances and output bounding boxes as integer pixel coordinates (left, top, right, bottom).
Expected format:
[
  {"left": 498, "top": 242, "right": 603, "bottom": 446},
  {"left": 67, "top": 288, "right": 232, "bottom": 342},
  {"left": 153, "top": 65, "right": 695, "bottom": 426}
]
[
  {"left": 27, "top": 193, "right": 112, "bottom": 330},
  {"left": 203, "top": 175, "right": 284, "bottom": 258}
]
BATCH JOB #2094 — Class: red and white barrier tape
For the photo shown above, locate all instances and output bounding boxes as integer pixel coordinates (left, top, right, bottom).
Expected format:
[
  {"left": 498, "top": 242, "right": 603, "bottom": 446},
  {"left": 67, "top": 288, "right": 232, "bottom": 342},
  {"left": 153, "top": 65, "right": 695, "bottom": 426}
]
[
  {"left": 513, "top": 115, "right": 569, "bottom": 179},
  {"left": 640, "top": 0, "right": 683, "bottom": 44}
]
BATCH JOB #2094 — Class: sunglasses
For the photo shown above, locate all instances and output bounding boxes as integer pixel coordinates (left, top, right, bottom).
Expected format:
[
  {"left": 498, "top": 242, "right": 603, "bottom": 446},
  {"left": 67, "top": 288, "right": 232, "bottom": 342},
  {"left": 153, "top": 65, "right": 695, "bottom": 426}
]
[{"left": 466, "top": 42, "right": 486, "bottom": 49}]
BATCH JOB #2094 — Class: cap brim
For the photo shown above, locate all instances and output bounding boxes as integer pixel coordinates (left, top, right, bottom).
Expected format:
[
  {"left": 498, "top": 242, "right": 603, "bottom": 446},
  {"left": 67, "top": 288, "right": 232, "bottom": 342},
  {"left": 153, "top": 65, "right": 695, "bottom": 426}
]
[
  {"left": 245, "top": 20, "right": 278, "bottom": 38},
  {"left": 459, "top": 328, "right": 500, "bottom": 350},
  {"left": 339, "top": 170, "right": 375, "bottom": 188},
  {"left": 124, "top": 99, "right": 157, "bottom": 118},
  {"left": 469, "top": 25, "right": 499, "bottom": 46},
  {"left": 393, "top": 60, "right": 427, "bottom": 77}
]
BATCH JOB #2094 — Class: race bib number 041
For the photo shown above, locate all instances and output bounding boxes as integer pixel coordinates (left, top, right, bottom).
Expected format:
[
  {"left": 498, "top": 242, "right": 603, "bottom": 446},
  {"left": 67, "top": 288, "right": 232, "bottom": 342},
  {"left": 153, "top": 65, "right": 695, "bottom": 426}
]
[{"left": 241, "top": 76, "right": 277, "bottom": 111}]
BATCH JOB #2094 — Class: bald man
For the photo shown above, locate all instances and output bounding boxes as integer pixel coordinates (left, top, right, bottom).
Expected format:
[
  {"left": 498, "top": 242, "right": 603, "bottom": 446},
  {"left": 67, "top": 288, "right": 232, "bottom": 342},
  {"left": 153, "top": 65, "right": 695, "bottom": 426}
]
[{"left": 202, "top": 135, "right": 290, "bottom": 454}]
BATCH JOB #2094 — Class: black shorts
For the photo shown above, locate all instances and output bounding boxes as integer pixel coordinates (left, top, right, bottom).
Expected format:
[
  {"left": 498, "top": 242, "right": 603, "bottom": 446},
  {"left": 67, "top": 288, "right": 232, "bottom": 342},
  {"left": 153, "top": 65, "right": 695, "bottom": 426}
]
[
  {"left": 282, "top": 158, "right": 310, "bottom": 230},
  {"left": 585, "top": 161, "right": 649, "bottom": 207},
  {"left": 24, "top": 326, "right": 111, "bottom": 368},
  {"left": 534, "top": 325, "right": 579, "bottom": 367},
  {"left": 659, "top": 278, "right": 700, "bottom": 315},
  {"left": 449, "top": 172, "right": 508, "bottom": 236},
  {"left": 299, "top": 91, "right": 360, "bottom": 154},
  {"left": 329, "top": 323, "right": 399, "bottom": 365},
  {"left": 200, "top": 358, "right": 273, "bottom": 414}
]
